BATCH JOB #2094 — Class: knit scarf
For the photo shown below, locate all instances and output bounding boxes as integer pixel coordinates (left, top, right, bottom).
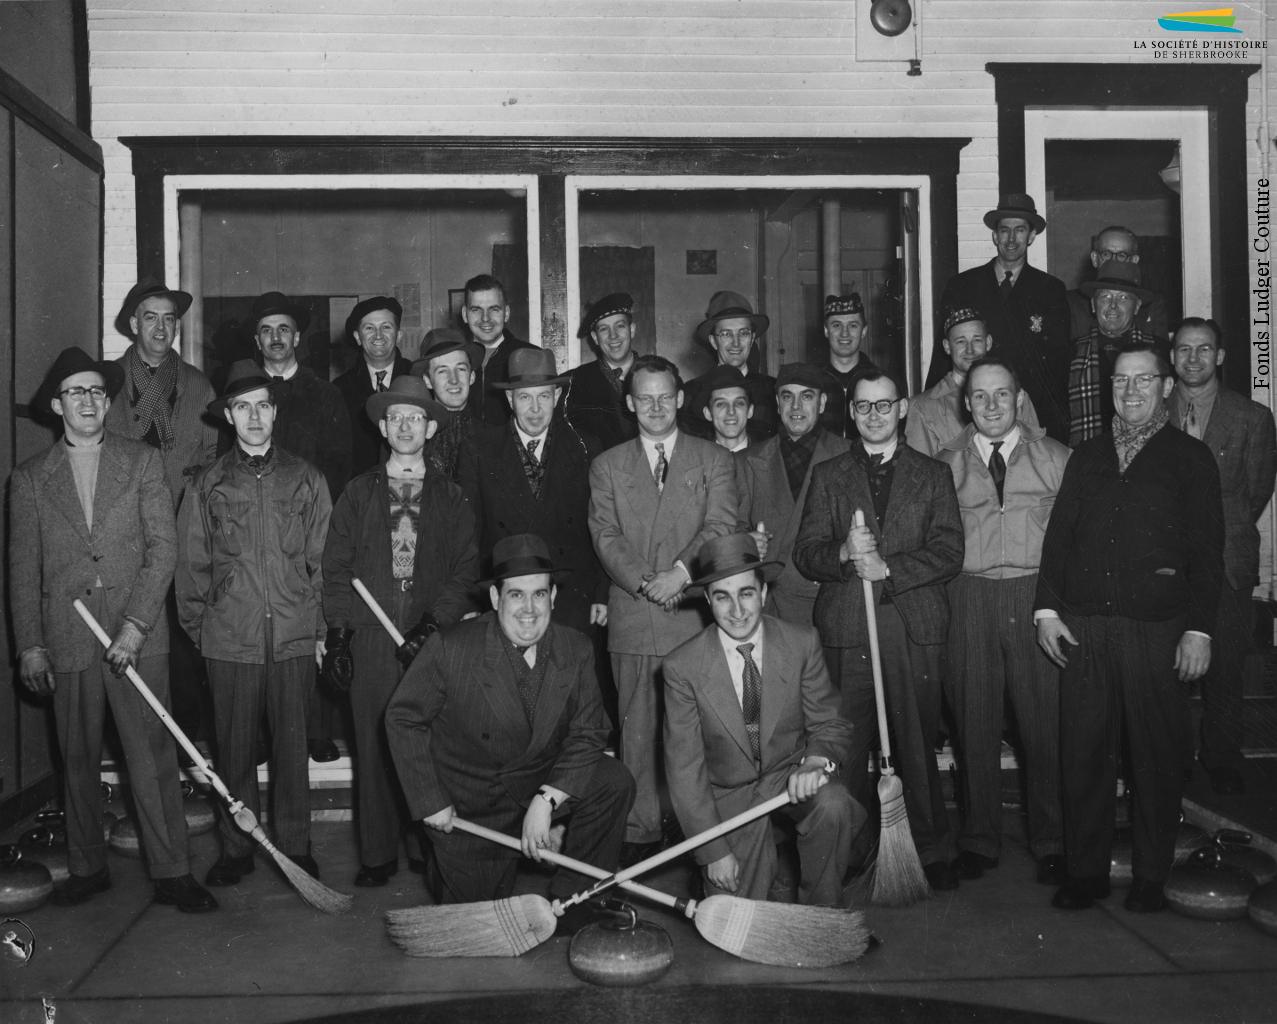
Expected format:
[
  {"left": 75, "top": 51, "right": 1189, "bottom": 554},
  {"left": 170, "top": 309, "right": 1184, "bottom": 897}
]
[
  {"left": 125, "top": 346, "right": 179, "bottom": 451},
  {"left": 1112, "top": 407, "right": 1168, "bottom": 474}
]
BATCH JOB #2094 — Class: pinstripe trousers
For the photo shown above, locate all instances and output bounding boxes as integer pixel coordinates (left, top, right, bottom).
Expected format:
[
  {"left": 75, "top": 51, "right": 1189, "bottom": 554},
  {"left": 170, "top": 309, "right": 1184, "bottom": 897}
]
[
  {"left": 945, "top": 573, "right": 1063, "bottom": 860},
  {"left": 207, "top": 646, "right": 314, "bottom": 858}
]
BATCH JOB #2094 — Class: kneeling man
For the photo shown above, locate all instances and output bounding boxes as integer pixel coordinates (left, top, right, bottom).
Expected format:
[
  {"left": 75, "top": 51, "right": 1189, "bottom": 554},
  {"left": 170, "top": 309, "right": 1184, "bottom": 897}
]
[
  {"left": 385, "top": 533, "right": 635, "bottom": 928},
  {"left": 663, "top": 534, "right": 863, "bottom": 906}
]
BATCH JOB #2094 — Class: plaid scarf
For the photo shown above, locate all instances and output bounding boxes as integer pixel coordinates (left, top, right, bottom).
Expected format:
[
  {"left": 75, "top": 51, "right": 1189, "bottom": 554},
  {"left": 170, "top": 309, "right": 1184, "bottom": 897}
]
[
  {"left": 124, "top": 346, "right": 179, "bottom": 452},
  {"left": 779, "top": 427, "right": 821, "bottom": 501},
  {"left": 1112, "top": 408, "right": 1169, "bottom": 474},
  {"left": 1067, "top": 327, "right": 1154, "bottom": 448}
]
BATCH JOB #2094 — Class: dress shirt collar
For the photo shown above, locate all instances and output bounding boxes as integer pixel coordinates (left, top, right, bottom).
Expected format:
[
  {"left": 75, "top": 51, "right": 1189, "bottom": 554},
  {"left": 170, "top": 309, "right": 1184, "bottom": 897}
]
[
  {"left": 994, "top": 258, "right": 1025, "bottom": 287},
  {"left": 366, "top": 359, "right": 397, "bottom": 392},
  {"left": 514, "top": 421, "right": 550, "bottom": 453},
  {"left": 859, "top": 435, "right": 898, "bottom": 461},
  {"left": 717, "top": 434, "right": 749, "bottom": 452},
  {"left": 717, "top": 623, "right": 763, "bottom": 706},
  {"left": 640, "top": 431, "right": 678, "bottom": 473},
  {"left": 973, "top": 425, "right": 1021, "bottom": 465}
]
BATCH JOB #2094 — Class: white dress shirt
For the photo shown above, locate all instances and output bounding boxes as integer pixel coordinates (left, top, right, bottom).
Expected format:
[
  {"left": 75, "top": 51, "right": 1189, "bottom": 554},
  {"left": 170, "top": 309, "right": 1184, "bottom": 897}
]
[
  {"left": 973, "top": 425, "right": 1021, "bottom": 467},
  {"left": 366, "top": 361, "right": 396, "bottom": 393},
  {"left": 514, "top": 422, "right": 550, "bottom": 458}
]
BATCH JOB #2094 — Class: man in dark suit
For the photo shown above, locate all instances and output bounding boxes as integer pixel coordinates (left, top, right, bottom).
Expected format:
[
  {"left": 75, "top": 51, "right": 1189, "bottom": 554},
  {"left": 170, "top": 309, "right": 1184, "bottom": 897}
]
[
  {"left": 333, "top": 296, "right": 414, "bottom": 479},
  {"left": 461, "top": 274, "right": 535, "bottom": 427},
  {"left": 815, "top": 293, "right": 879, "bottom": 439},
  {"left": 735, "top": 363, "right": 851, "bottom": 626},
  {"left": 470, "top": 348, "right": 606, "bottom": 636},
  {"left": 664, "top": 534, "right": 862, "bottom": 905},
  {"left": 935, "top": 194, "right": 1071, "bottom": 444},
  {"left": 385, "top": 534, "right": 635, "bottom": 929},
  {"left": 793, "top": 370, "right": 965, "bottom": 889},
  {"left": 322, "top": 375, "right": 480, "bottom": 887},
  {"left": 1037, "top": 342, "right": 1224, "bottom": 913},
  {"left": 1169, "top": 318, "right": 1276, "bottom": 795},
  {"left": 680, "top": 291, "right": 778, "bottom": 441},
  {"left": 12, "top": 348, "right": 216, "bottom": 913},
  {"left": 565, "top": 292, "right": 640, "bottom": 452}
]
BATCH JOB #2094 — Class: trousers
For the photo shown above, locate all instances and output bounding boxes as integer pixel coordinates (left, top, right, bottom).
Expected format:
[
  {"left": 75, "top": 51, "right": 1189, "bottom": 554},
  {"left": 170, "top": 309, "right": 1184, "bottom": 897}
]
[{"left": 611, "top": 652, "right": 665, "bottom": 844}]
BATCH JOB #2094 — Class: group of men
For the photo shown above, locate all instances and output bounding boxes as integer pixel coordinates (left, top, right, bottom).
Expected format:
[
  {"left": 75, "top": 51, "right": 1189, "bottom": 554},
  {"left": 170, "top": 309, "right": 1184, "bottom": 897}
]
[{"left": 14, "top": 191, "right": 1274, "bottom": 922}]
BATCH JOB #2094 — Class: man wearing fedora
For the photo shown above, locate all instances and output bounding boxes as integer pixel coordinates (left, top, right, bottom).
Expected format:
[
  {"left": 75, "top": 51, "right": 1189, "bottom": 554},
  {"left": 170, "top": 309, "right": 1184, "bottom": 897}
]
[
  {"left": 906, "top": 307, "right": 1040, "bottom": 458},
  {"left": 679, "top": 291, "right": 778, "bottom": 442},
  {"left": 734, "top": 364, "right": 852, "bottom": 627},
  {"left": 936, "top": 194, "right": 1071, "bottom": 444},
  {"left": 460, "top": 274, "right": 535, "bottom": 427},
  {"left": 663, "top": 534, "right": 862, "bottom": 905},
  {"left": 697, "top": 365, "right": 762, "bottom": 453},
  {"left": 1067, "top": 262, "right": 1160, "bottom": 447},
  {"left": 334, "top": 296, "right": 415, "bottom": 480},
  {"left": 815, "top": 293, "right": 880, "bottom": 439},
  {"left": 589, "top": 353, "right": 738, "bottom": 862},
  {"left": 177, "top": 360, "right": 333, "bottom": 886},
  {"left": 466, "top": 348, "right": 607, "bottom": 637},
  {"left": 12, "top": 348, "right": 216, "bottom": 912},
  {"left": 565, "top": 292, "right": 641, "bottom": 452},
  {"left": 385, "top": 533, "right": 635, "bottom": 926},
  {"left": 411, "top": 329, "right": 502, "bottom": 489},
  {"left": 1067, "top": 226, "right": 1169, "bottom": 342},
  {"left": 322, "top": 375, "right": 480, "bottom": 887}
]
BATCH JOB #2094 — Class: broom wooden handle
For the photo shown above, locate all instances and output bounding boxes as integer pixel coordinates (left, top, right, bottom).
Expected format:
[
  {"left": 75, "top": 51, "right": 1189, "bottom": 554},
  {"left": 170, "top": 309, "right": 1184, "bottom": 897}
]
[
  {"left": 451, "top": 818, "right": 695, "bottom": 917},
  {"left": 853, "top": 510, "right": 895, "bottom": 767},
  {"left": 353, "top": 578, "right": 405, "bottom": 645}
]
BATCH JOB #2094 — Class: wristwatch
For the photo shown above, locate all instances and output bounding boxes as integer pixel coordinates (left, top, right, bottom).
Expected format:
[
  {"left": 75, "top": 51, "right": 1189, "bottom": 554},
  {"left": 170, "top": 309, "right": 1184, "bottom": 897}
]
[
  {"left": 821, "top": 759, "right": 838, "bottom": 776},
  {"left": 537, "top": 787, "right": 561, "bottom": 811}
]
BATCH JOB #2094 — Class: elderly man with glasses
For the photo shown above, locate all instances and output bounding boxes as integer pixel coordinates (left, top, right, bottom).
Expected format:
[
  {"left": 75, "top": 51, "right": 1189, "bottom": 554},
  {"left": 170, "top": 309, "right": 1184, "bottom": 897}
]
[
  {"left": 1067, "top": 226, "right": 1169, "bottom": 342},
  {"left": 680, "top": 291, "right": 778, "bottom": 441}
]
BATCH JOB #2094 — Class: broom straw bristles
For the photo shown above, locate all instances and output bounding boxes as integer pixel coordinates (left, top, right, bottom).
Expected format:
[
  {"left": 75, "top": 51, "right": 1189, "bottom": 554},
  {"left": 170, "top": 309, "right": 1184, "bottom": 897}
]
[
  {"left": 695, "top": 896, "right": 869, "bottom": 967},
  {"left": 386, "top": 896, "right": 557, "bottom": 957},
  {"left": 870, "top": 773, "right": 931, "bottom": 908}
]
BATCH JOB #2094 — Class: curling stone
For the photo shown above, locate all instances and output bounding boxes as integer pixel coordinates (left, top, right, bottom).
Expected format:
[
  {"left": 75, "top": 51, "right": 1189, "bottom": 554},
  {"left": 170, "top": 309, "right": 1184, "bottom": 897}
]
[
  {"left": 1166, "top": 844, "right": 1256, "bottom": 920},
  {"left": 0, "top": 847, "right": 53, "bottom": 913},
  {"left": 568, "top": 901, "right": 673, "bottom": 988},
  {"left": 1248, "top": 880, "right": 1277, "bottom": 938},
  {"left": 109, "top": 815, "right": 143, "bottom": 859},
  {"left": 1208, "top": 831, "right": 1277, "bottom": 887},
  {"left": 1110, "top": 829, "right": 1133, "bottom": 887},
  {"left": 1173, "top": 819, "right": 1209, "bottom": 864},
  {"left": 18, "top": 825, "right": 70, "bottom": 885}
]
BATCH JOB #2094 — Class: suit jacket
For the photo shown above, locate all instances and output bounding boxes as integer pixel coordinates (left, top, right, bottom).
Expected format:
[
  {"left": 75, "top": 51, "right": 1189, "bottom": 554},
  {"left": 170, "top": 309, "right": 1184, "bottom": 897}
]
[
  {"left": 1035, "top": 425, "right": 1224, "bottom": 634},
  {"left": 471, "top": 332, "right": 535, "bottom": 427},
  {"left": 564, "top": 358, "right": 639, "bottom": 452},
  {"left": 733, "top": 429, "right": 852, "bottom": 623},
  {"left": 333, "top": 351, "right": 414, "bottom": 480},
  {"left": 679, "top": 368, "right": 779, "bottom": 441},
  {"left": 11, "top": 435, "right": 175, "bottom": 672},
  {"left": 264, "top": 365, "right": 353, "bottom": 502},
  {"left": 385, "top": 616, "right": 612, "bottom": 859},
  {"left": 467, "top": 417, "right": 606, "bottom": 632},
  {"left": 936, "top": 260, "right": 1072, "bottom": 444},
  {"left": 792, "top": 443, "right": 964, "bottom": 648},
  {"left": 1173, "top": 385, "right": 1277, "bottom": 591},
  {"left": 663, "top": 616, "right": 853, "bottom": 865},
  {"left": 589, "top": 432, "right": 738, "bottom": 655}
]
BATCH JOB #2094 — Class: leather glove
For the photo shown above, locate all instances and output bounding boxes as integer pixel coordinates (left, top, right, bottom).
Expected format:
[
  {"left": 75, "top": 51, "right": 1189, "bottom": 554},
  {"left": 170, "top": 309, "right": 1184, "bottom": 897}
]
[
  {"left": 19, "top": 648, "right": 56, "bottom": 697},
  {"left": 321, "top": 628, "right": 355, "bottom": 693},
  {"left": 396, "top": 612, "right": 441, "bottom": 669},
  {"left": 104, "top": 621, "right": 146, "bottom": 678}
]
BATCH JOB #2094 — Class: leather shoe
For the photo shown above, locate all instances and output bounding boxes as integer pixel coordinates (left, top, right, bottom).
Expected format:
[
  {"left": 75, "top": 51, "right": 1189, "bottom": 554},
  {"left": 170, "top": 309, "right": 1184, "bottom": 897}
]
[
  {"left": 555, "top": 898, "right": 622, "bottom": 937},
  {"left": 50, "top": 866, "right": 111, "bottom": 906},
  {"left": 1052, "top": 875, "right": 1111, "bottom": 910},
  {"left": 1124, "top": 876, "right": 1167, "bottom": 913},
  {"left": 354, "top": 859, "right": 397, "bottom": 887},
  {"left": 953, "top": 850, "right": 998, "bottom": 880},
  {"left": 1036, "top": 854, "right": 1068, "bottom": 886},
  {"left": 923, "top": 860, "right": 959, "bottom": 891},
  {"left": 204, "top": 853, "right": 255, "bottom": 887},
  {"left": 619, "top": 841, "right": 661, "bottom": 869},
  {"left": 292, "top": 853, "right": 320, "bottom": 879},
  {"left": 407, "top": 857, "right": 429, "bottom": 875},
  {"left": 1206, "top": 765, "right": 1245, "bottom": 796},
  {"left": 308, "top": 739, "right": 340, "bottom": 763},
  {"left": 154, "top": 874, "right": 219, "bottom": 913}
]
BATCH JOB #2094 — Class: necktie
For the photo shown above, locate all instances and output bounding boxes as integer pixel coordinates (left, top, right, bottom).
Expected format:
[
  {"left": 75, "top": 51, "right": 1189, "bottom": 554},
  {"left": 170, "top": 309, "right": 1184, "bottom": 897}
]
[
  {"left": 653, "top": 442, "right": 667, "bottom": 491},
  {"left": 999, "top": 270, "right": 1013, "bottom": 301},
  {"left": 271, "top": 375, "right": 285, "bottom": 384},
  {"left": 1185, "top": 401, "right": 1201, "bottom": 439},
  {"left": 736, "top": 643, "right": 762, "bottom": 762},
  {"left": 610, "top": 366, "right": 625, "bottom": 392},
  {"left": 988, "top": 440, "right": 1006, "bottom": 506},
  {"left": 375, "top": 370, "right": 387, "bottom": 392},
  {"left": 525, "top": 437, "right": 540, "bottom": 463}
]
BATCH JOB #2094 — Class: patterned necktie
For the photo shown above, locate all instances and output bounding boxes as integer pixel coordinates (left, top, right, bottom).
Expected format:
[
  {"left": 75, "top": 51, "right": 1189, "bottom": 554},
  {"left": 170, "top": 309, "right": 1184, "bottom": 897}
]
[
  {"left": 1000, "top": 270, "right": 1014, "bottom": 301},
  {"left": 526, "top": 437, "right": 540, "bottom": 464},
  {"left": 1185, "top": 401, "right": 1201, "bottom": 439},
  {"left": 737, "top": 643, "right": 762, "bottom": 762},
  {"left": 988, "top": 440, "right": 1006, "bottom": 506},
  {"left": 375, "top": 370, "right": 387, "bottom": 392},
  {"left": 610, "top": 366, "right": 625, "bottom": 394},
  {"left": 653, "top": 442, "right": 667, "bottom": 491}
]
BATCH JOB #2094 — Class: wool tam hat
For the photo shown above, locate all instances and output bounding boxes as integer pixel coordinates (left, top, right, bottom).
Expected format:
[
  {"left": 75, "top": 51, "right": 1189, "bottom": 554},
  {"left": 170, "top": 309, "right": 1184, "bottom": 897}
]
[
  {"left": 583, "top": 292, "right": 634, "bottom": 335},
  {"left": 345, "top": 296, "right": 403, "bottom": 341},
  {"left": 823, "top": 293, "right": 864, "bottom": 319},
  {"left": 943, "top": 307, "right": 986, "bottom": 336}
]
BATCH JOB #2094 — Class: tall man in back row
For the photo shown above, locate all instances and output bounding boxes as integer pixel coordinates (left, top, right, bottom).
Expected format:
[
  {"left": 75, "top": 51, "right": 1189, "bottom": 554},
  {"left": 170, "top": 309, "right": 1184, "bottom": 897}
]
[
  {"left": 461, "top": 274, "right": 534, "bottom": 427},
  {"left": 1037, "top": 342, "right": 1224, "bottom": 914},
  {"left": 334, "top": 296, "right": 415, "bottom": 480}
]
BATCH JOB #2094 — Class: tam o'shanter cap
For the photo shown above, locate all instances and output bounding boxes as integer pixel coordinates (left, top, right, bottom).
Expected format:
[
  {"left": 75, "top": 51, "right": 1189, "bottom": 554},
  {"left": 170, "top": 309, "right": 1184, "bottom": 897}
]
[
  {"left": 695, "top": 291, "right": 770, "bottom": 343},
  {"left": 689, "top": 533, "right": 783, "bottom": 590},
  {"left": 584, "top": 292, "right": 634, "bottom": 334},
  {"left": 34, "top": 347, "right": 127, "bottom": 414},
  {"left": 775, "top": 363, "right": 828, "bottom": 392},
  {"left": 345, "top": 296, "right": 403, "bottom": 341},
  {"left": 208, "top": 359, "right": 275, "bottom": 416},
  {"left": 250, "top": 291, "right": 312, "bottom": 334},
  {"left": 823, "top": 293, "right": 864, "bottom": 319},
  {"left": 365, "top": 374, "right": 449, "bottom": 425},
  {"left": 983, "top": 193, "right": 1047, "bottom": 233},
  {"left": 115, "top": 277, "right": 194, "bottom": 338},
  {"left": 943, "top": 307, "right": 986, "bottom": 336},
  {"left": 479, "top": 533, "right": 571, "bottom": 587},
  {"left": 1078, "top": 261, "right": 1155, "bottom": 304},
  {"left": 492, "top": 347, "right": 570, "bottom": 390}
]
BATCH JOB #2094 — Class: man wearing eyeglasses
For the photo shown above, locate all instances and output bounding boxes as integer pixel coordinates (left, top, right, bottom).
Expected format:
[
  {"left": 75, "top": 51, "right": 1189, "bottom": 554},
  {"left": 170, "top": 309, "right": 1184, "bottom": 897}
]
[
  {"left": 793, "top": 371, "right": 965, "bottom": 890},
  {"left": 680, "top": 291, "right": 778, "bottom": 441},
  {"left": 1066, "top": 227, "right": 1169, "bottom": 342},
  {"left": 1036, "top": 342, "right": 1224, "bottom": 914},
  {"left": 12, "top": 348, "right": 217, "bottom": 912},
  {"left": 589, "top": 353, "right": 737, "bottom": 865},
  {"left": 322, "top": 375, "right": 479, "bottom": 887}
]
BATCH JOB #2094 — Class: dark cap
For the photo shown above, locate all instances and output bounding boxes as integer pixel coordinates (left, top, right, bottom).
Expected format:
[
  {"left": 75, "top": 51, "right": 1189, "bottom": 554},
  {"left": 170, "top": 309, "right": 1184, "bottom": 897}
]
[
  {"left": 249, "top": 291, "right": 311, "bottom": 334},
  {"left": 689, "top": 533, "right": 783, "bottom": 590},
  {"left": 694, "top": 364, "right": 750, "bottom": 420},
  {"left": 345, "top": 296, "right": 403, "bottom": 342},
  {"left": 983, "top": 193, "right": 1046, "bottom": 233},
  {"left": 479, "top": 533, "right": 571, "bottom": 587},
  {"left": 823, "top": 293, "right": 864, "bottom": 319},
  {"left": 775, "top": 363, "right": 828, "bottom": 392},
  {"left": 208, "top": 359, "right": 275, "bottom": 416},
  {"left": 33, "top": 347, "right": 126, "bottom": 416},
  {"left": 115, "top": 277, "right": 193, "bottom": 338},
  {"left": 943, "top": 307, "right": 986, "bottom": 336},
  {"left": 583, "top": 292, "right": 634, "bottom": 335}
]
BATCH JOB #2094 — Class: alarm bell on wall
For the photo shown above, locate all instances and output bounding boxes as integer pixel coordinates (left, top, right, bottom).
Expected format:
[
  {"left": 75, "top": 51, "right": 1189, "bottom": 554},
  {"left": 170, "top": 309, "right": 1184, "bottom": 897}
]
[{"left": 870, "top": 0, "right": 913, "bottom": 36}]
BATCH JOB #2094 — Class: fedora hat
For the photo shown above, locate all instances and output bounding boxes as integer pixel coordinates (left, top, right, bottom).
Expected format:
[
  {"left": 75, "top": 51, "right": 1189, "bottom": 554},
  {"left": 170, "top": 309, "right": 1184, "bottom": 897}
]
[
  {"left": 479, "top": 533, "right": 571, "bottom": 588},
  {"left": 688, "top": 533, "right": 783, "bottom": 591},
  {"left": 345, "top": 296, "right": 403, "bottom": 342},
  {"left": 695, "top": 291, "right": 770, "bottom": 344},
  {"left": 33, "top": 347, "right": 126, "bottom": 416},
  {"left": 693, "top": 364, "right": 750, "bottom": 421},
  {"left": 582, "top": 292, "right": 634, "bottom": 336},
  {"left": 982, "top": 193, "right": 1047, "bottom": 234},
  {"left": 492, "top": 347, "right": 570, "bottom": 390},
  {"left": 365, "top": 374, "right": 450, "bottom": 426},
  {"left": 411, "top": 329, "right": 482, "bottom": 377},
  {"left": 115, "top": 277, "right": 193, "bottom": 338},
  {"left": 249, "top": 291, "right": 312, "bottom": 334},
  {"left": 207, "top": 359, "right": 276, "bottom": 416},
  {"left": 1078, "top": 261, "right": 1155, "bottom": 304}
]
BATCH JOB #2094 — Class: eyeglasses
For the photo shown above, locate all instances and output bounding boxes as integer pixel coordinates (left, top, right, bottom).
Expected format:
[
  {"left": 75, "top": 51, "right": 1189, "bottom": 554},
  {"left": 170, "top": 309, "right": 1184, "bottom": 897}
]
[
  {"left": 713, "top": 329, "right": 754, "bottom": 344},
  {"left": 852, "top": 398, "right": 902, "bottom": 415},
  {"left": 59, "top": 386, "right": 107, "bottom": 401},
  {"left": 1111, "top": 373, "right": 1164, "bottom": 390},
  {"left": 632, "top": 393, "right": 677, "bottom": 410},
  {"left": 1096, "top": 250, "right": 1135, "bottom": 263},
  {"left": 386, "top": 412, "right": 428, "bottom": 426}
]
